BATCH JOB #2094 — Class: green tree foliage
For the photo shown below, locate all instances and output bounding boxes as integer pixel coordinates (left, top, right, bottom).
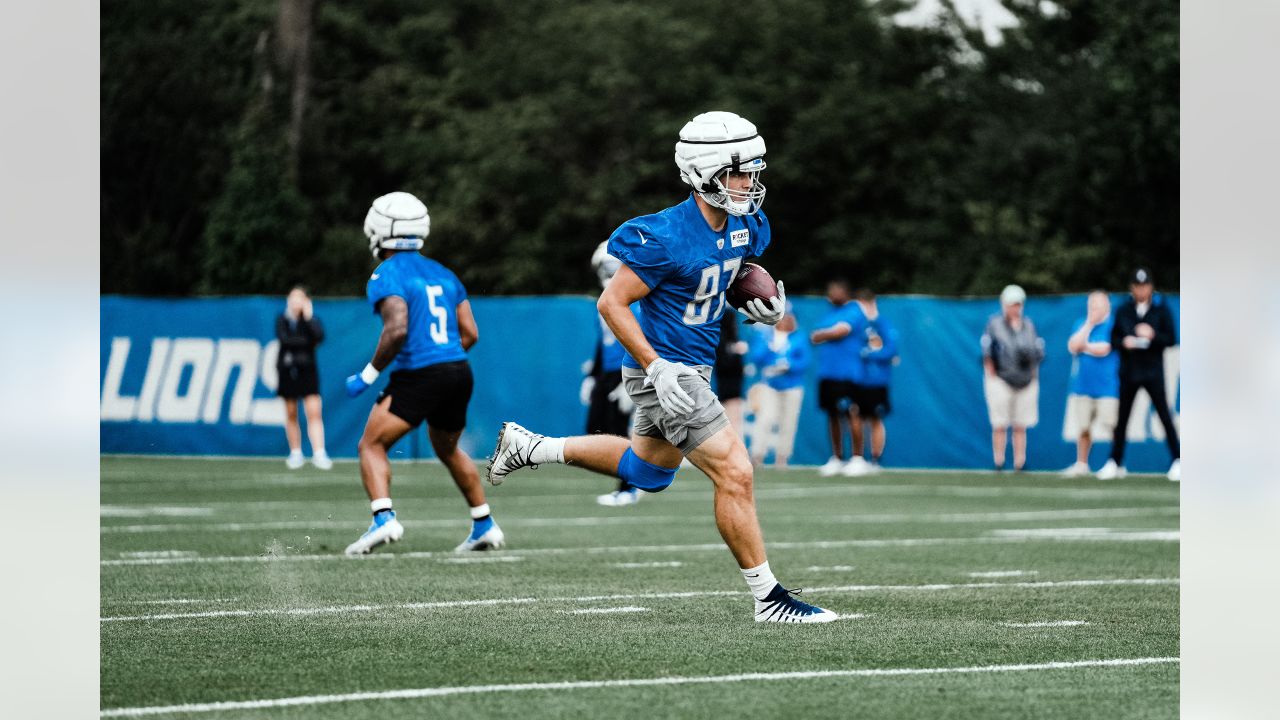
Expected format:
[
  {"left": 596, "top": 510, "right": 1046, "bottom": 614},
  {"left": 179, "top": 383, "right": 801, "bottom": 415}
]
[{"left": 101, "top": 0, "right": 1177, "bottom": 297}]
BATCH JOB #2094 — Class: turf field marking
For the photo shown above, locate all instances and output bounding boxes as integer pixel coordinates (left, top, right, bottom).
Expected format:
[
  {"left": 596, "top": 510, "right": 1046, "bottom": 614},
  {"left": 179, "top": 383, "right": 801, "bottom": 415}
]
[
  {"left": 120, "top": 598, "right": 238, "bottom": 605},
  {"left": 968, "top": 570, "right": 1038, "bottom": 578},
  {"left": 806, "top": 565, "right": 856, "bottom": 572},
  {"left": 99, "top": 577, "right": 1177, "bottom": 623},
  {"left": 100, "top": 532, "right": 1179, "bottom": 567},
  {"left": 1003, "top": 620, "right": 1090, "bottom": 627},
  {"left": 990, "top": 528, "right": 1180, "bottom": 541},
  {"left": 612, "top": 561, "right": 684, "bottom": 568},
  {"left": 100, "top": 505, "right": 214, "bottom": 518},
  {"left": 98, "top": 656, "right": 1179, "bottom": 717},
  {"left": 563, "top": 606, "right": 649, "bottom": 615},
  {"left": 118, "top": 550, "right": 198, "bottom": 559},
  {"left": 437, "top": 555, "right": 524, "bottom": 564}
]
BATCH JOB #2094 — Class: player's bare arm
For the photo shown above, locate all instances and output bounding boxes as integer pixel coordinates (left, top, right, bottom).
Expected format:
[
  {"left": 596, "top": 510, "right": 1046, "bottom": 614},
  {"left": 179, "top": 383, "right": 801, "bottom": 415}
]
[
  {"left": 810, "top": 321, "right": 851, "bottom": 345},
  {"left": 371, "top": 296, "right": 409, "bottom": 370},
  {"left": 597, "top": 264, "right": 657, "bottom": 368},
  {"left": 456, "top": 299, "right": 478, "bottom": 350}
]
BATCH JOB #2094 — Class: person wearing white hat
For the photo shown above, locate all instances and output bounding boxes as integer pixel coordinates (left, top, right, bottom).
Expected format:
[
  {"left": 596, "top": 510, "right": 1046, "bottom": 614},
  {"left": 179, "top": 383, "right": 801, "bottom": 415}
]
[{"left": 980, "top": 284, "right": 1045, "bottom": 471}]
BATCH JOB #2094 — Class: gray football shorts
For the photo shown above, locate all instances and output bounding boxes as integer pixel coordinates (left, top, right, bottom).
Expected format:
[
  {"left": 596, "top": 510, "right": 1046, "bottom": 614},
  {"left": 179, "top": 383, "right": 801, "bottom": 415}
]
[{"left": 622, "top": 365, "right": 730, "bottom": 454}]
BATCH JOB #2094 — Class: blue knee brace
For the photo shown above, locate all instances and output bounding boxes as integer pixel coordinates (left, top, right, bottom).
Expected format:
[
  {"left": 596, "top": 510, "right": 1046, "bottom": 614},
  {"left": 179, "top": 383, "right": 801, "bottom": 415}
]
[{"left": 616, "top": 448, "right": 679, "bottom": 493}]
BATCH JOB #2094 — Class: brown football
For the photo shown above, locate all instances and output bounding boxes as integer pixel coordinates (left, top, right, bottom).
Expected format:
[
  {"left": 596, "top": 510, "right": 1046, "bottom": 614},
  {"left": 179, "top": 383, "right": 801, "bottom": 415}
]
[{"left": 726, "top": 262, "right": 779, "bottom": 311}]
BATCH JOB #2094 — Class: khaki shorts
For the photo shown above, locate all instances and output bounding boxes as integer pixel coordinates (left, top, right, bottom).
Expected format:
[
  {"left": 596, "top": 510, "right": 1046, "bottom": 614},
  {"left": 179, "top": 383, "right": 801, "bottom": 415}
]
[
  {"left": 1064, "top": 394, "right": 1119, "bottom": 438},
  {"left": 622, "top": 365, "right": 730, "bottom": 454},
  {"left": 984, "top": 376, "right": 1039, "bottom": 429}
]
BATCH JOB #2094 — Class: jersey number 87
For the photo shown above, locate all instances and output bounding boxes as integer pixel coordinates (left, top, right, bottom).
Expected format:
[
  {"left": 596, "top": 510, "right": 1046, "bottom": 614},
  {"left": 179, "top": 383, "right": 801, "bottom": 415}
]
[{"left": 682, "top": 258, "right": 742, "bottom": 326}]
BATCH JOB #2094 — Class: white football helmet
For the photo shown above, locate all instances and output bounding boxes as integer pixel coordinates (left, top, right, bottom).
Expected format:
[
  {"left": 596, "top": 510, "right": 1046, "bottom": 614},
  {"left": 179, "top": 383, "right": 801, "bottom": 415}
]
[
  {"left": 674, "top": 111, "right": 767, "bottom": 216},
  {"left": 591, "top": 240, "right": 621, "bottom": 289},
  {"left": 364, "top": 191, "right": 430, "bottom": 259}
]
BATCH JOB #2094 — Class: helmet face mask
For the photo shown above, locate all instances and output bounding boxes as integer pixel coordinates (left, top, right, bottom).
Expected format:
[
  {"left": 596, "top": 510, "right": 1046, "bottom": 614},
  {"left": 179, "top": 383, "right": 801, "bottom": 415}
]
[
  {"left": 675, "top": 111, "right": 767, "bottom": 216},
  {"left": 364, "top": 191, "right": 430, "bottom": 259}
]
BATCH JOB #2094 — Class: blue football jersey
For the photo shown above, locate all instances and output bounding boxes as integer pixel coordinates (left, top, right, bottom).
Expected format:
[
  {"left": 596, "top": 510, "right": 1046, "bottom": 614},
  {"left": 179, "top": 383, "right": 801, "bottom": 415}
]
[
  {"left": 365, "top": 252, "right": 469, "bottom": 370},
  {"left": 607, "top": 194, "right": 771, "bottom": 369},
  {"left": 814, "top": 302, "right": 865, "bottom": 381}
]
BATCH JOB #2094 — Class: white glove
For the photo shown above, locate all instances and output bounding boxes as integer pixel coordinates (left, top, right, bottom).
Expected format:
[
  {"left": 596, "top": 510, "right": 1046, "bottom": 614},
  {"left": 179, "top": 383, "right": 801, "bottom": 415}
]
[
  {"left": 579, "top": 376, "right": 595, "bottom": 406},
  {"left": 736, "top": 281, "right": 786, "bottom": 326},
  {"left": 644, "top": 358, "right": 699, "bottom": 416},
  {"left": 607, "top": 384, "right": 635, "bottom": 414}
]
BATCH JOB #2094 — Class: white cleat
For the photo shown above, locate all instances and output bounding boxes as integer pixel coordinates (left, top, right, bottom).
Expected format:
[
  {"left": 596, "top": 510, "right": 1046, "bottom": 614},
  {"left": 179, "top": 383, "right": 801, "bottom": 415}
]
[
  {"left": 311, "top": 452, "right": 333, "bottom": 471},
  {"left": 841, "top": 456, "right": 872, "bottom": 477},
  {"left": 597, "top": 489, "right": 641, "bottom": 507},
  {"left": 343, "top": 516, "right": 405, "bottom": 556},
  {"left": 1062, "top": 461, "right": 1090, "bottom": 478},
  {"left": 1096, "top": 459, "right": 1127, "bottom": 481},
  {"left": 754, "top": 584, "right": 839, "bottom": 624},
  {"left": 285, "top": 451, "right": 305, "bottom": 470},
  {"left": 486, "top": 422, "right": 546, "bottom": 486},
  {"left": 454, "top": 523, "right": 506, "bottom": 552},
  {"left": 1166, "top": 459, "right": 1180, "bottom": 482},
  {"left": 817, "top": 457, "right": 845, "bottom": 477}
]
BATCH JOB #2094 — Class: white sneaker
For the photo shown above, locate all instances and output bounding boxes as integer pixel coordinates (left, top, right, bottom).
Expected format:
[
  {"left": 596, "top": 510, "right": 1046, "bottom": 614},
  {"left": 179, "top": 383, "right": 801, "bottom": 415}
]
[
  {"left": 754, "top": 583, "right": 839, "bottom": 623},
  {"left": 1166, "top": 459, "right": 1180, "bottom": 482},
  {"left": 486, "top": 422, "right": 545, "bottom": 486},
  {"left": 597, "top": 489, "right": 641, "bottom": 507},
  {"left": 1096, "top": 459, "right": 1127, "bottom": 480},
  {"left": 285, "top": 451, "right": 305, "bottom": 470},
  {"left": 818, "top": 457, "right": 845, "bottom": 477},
  {"left": 1062, "top": 461, "right": 1090, "bottom": 478},
  {"left": 454, "top": 522, "right": 506, "bottom": 552},
  {"left": 311, "top": 451, "right": 333, "bottom": 470},
  {"left": 344, "top": 514, "right": 404, "bottom": 556},
  {"left": 842, "top": 456, "right": 872, "bottom": 477}
]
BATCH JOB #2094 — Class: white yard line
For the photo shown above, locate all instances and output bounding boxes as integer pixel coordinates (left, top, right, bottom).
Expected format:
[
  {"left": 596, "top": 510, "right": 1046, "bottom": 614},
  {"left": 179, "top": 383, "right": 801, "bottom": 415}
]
[
  {"left": 100, "top": 531, "right": 1179, "bottom": 568},
  {"left": 806, "top": 565, "right": 856, "bottom": 572},
  {"left": 118, "top": 598, "right": 238, "bottom": 605},
  {"left": 612, "top": 561, "right": 684, "bottom": 568},
  {"left": 99, "top": 657, "right": 1179, "bottom": 717},
  {"left": 1003, "top": 620, "right": 1090, "bottom": 628},
  {"left": 990, "top": 528, "right": 1180, "bottom": 541},
  {"left": 437, "top": 556, "right": 525, "bottom": 564},
  {"left": 563, "top": 606, "right": 649, "bottom": 615},
  {"left": 968, "top": 570, "right": 1038, "bottom": 578},
  {"left": 100, "top": 577, "right": 1178, "bottom": 623},
  {"left": 100, "top": 507, "right": 1178, "bottom": 535},
  {"left": 100, "top": 506, "right": 214, "bottom": 518}
]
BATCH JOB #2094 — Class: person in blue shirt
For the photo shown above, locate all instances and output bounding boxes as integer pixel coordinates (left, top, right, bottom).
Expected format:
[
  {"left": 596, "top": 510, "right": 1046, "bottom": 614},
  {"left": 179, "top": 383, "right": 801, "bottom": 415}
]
[
  {"left": 746, "top": 306, "right": 809, "bottom": 468},
  {"left": 808, "top": 279, "right": 866, "bottom": 476},
  {"left": 486, "top": 111, "right": 837, "bottom": 623},
  {"left": 1061, "top": 291, "right": 1120, "bottom": 476},
  {"left": 846, "top": 289, "right": 899, "bottom": 475},
  {"left": 583, "top": 241, "right": 644, "bottom": 507},
  {"left": 341, "top": 191, "right": 504, "bottom": 556}
]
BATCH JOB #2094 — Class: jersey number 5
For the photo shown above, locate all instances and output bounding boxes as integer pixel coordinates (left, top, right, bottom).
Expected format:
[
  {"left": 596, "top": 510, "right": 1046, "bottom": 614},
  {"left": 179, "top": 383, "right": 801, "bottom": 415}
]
[
  {"left": 682, "top": 258, "right": 742, "bottom": 326},
  {"left": 426, "top": 285, "right": 449, "bottom": 345}
]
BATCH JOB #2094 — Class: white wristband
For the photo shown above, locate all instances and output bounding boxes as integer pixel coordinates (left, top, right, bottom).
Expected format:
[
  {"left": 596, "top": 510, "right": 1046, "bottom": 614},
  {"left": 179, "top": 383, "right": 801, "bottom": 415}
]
[{"left": 359, "top": 363, "right": 380, "bottom": 384}]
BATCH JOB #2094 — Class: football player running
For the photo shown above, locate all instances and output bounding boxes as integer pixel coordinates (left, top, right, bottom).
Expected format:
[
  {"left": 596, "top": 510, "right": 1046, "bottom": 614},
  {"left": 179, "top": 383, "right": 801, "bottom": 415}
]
[
  {"left": 487, "top": 112, "right": 837, "bottom": 623},
  {"left": 343, "top": 191, "right": 504, "bottom": 555}
]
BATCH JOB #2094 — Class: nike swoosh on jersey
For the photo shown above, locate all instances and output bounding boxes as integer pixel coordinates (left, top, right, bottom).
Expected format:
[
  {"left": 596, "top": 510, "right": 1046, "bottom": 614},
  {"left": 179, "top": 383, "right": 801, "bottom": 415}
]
[{"left": 637, "top": 229, "right": 647, "bottom": 245}]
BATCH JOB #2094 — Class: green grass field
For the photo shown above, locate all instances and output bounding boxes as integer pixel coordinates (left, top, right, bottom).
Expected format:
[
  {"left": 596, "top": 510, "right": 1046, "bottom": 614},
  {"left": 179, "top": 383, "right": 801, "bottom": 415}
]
[{"left": 100, "top": 456, "right": 1179, "bottom": 719}]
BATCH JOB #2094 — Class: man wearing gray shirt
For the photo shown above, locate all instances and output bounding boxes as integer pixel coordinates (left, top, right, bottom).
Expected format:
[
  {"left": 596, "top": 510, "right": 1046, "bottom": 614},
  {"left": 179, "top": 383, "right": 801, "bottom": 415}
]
[{"left": 980, "top": 285, "right": 1045, "bottom": 471}]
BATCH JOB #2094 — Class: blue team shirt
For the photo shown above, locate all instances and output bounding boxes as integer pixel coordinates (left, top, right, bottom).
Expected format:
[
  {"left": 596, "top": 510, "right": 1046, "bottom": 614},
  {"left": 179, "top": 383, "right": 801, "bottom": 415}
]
[
  {"left": 1068, "top": 317, "right": 1120, "bottom": 398},
  {"left": 597, "top": 302, "right": 643, "bottom": 372},
  {"left": 365, "top": 252, "right": 469, "bottom": 371},
  {"left": 608, "top": 194, "right": 771, "bottom": 369},
  {"left": 748, "top": 329, "right": 810, "bottom": 391},
  {"left": 814, "top": 302, "right": 865, "bottom": 381},
  {"left": 855, "top": 315, "right": 899, "bottom": 388}
]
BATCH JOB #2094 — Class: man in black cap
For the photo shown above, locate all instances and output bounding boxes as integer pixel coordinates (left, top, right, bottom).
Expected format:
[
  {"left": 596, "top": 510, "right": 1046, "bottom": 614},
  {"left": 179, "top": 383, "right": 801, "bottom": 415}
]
[{"left": 1096, "top": 268, "right": 1181, "bottom": 481}]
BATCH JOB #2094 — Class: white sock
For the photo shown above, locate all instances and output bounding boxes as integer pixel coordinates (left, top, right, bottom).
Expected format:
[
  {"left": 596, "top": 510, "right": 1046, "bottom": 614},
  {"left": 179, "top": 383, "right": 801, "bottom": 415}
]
[
  {"left": 371, "top": 498, "right": 393, "bottom": 513},
  {"left": 469, "top": 503, "right": 491, "bottom": 520},
  {"left": 530, "top": 436, "right": 566, "bottom": 465},
  {"left": 741, "top": 561, "right": 778, "bottom": 600}
]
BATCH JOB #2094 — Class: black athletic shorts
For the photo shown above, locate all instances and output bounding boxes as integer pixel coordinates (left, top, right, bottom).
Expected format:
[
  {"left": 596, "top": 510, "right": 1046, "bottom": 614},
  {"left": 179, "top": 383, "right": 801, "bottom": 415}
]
[
  {"left": 377, "top": 360, "right": 473, "bottom": 432},
  {"left": 276, "top": 364, "right": 319, "bottom": 399},
  {"left": 587, "top": 370, "right": 630, "bottom": 436},
  {"left": 818, "top": 379, "right": 858, "bottom": 416},
  {"left": 714, "top": 358, "right": 745, "bottom": 400},
  {"left": 851, "top": 383, "right": 891, "bottom": 419}
]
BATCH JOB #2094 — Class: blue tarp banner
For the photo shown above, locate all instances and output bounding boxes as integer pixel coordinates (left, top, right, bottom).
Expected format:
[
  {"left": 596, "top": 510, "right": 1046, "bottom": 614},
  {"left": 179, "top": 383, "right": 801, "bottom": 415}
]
[{"left": 101, "top": 293, "right": 1179, "bottom": 472}]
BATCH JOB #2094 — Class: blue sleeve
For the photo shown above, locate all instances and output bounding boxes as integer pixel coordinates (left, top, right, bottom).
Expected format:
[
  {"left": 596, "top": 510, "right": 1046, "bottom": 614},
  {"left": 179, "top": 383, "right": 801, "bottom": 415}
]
[
  {"left": 607, "top": 221, "right": 674, "bottom": 290},
  {"left": 864, "top": 320, "right": 899, "bottom": 360},
  {"left": 749, "top": 210, "right": 772, "bottom": 257},
  {"left": 788, "top": 339, "right": 810, "bottom": 372},
  {"left": 366, "top": 267, "right": 401, "bottom": 315}
]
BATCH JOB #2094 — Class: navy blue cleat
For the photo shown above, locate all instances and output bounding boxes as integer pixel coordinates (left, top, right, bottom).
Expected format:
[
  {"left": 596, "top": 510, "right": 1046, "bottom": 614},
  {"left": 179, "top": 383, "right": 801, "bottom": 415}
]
[{"left": 754, "top": 584, "right": 839, "bottom": 623}]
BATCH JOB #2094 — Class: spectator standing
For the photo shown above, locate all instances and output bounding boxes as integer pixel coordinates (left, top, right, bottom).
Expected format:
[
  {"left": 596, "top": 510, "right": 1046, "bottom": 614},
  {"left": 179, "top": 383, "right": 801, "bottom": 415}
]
[
  {"left": 845, "top": 289, "right": 898, "bottom": 475},
  {"left": 276, "top": 285, "right": 332, "bottom": 470},
  {"left": 1097, "top": 268, "right": 1181, "bottom": 481},
  {"left": 1062, "top": 291, "right": 1119, "bottom": 476},
  {"left": 809, "top": 279, "right": 865, "bottom": 476},
  {"left": 980, "top": 284, "right": 1045, "bottom": 471},
  {"left": 747, "top": 307, "right": 809, "bottom": 467},
  {"left": 714, "top": 310, "right": 749, "bottom": 436}
]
